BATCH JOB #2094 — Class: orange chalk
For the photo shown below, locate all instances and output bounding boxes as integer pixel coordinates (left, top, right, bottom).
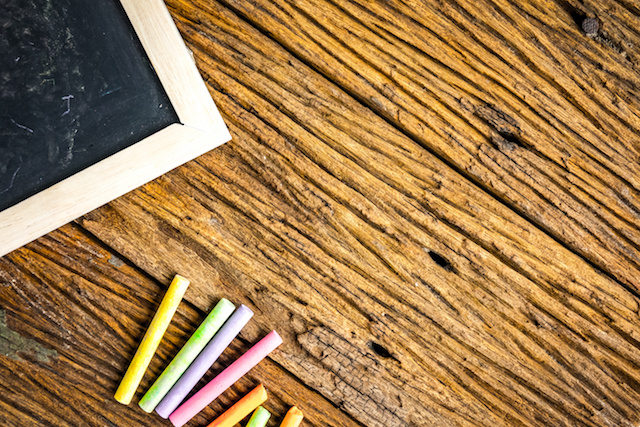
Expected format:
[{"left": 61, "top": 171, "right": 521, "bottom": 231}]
[
  {"left": 279, "top": 406, "right": 304, "bottom": 427},
  {"left": 207, "top": 384, "right": 268, "bottom": 427}
]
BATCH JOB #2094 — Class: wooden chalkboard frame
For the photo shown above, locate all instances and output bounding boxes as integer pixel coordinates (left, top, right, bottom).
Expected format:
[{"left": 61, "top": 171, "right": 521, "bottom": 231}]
[{"left": 0, "top": 0, "right": 231, "bottom": 257}]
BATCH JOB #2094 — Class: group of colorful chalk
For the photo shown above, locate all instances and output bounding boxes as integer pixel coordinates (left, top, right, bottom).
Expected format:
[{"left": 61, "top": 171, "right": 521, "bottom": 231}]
[{"left": 114, "top": 274, "right": 304, "bottom": 427}]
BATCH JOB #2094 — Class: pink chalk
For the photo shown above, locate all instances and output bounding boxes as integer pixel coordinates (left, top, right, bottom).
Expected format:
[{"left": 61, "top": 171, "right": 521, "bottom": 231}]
[{"left": 169, "top": 331, "right": 283, "bottom": 427}]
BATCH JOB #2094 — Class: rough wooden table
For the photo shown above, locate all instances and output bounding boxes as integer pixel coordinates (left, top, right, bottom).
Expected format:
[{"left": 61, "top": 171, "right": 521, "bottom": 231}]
[{"left": 2, "top": 0, "right": 640, "bottom": 426}]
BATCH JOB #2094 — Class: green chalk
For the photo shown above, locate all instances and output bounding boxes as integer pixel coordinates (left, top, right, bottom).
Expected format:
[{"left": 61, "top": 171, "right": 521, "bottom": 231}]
[
  {"left": 138, "top": 298, "right": 236, "bottom": 412},
  {"left": 245, "top": 406, "right": 271, "bottom": 427}
]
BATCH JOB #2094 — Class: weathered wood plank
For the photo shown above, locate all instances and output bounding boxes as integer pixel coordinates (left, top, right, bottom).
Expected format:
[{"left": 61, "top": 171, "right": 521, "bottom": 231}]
[
  {"left": 78, "top": 2, "right": 640, "bottom": 426},
  {"left": 209, "top": 0, "right": 640, "bottom": 292},
  {"left": 0, "top": 224, "right": 360, "bottom": 426}
]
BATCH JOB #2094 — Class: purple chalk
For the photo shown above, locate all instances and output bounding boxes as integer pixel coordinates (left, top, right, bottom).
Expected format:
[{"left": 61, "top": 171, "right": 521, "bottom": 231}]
[{"left": 155, "top": 304, "right": 254, "bottom": 418}]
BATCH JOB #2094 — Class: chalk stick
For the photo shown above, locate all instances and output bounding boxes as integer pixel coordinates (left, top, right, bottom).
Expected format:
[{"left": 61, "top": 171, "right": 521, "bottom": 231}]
[
  {"left": 169, "top": 331, "right": 283, "bottom": 427},
  {"left": 207, "top": 385, "right": 268, "bottom": 427},
  {"left": 114, "top": 274, "right": 190, "bottom": 405},
  {"left": 155, "top": 304, "right": 254, "bottom": 418},
  {"left": 245, "top": 406, "right": 271, "bottom": 427},
  {"left": 138, "top": 298, "right": 236, "bottom": 412},
  {"left": 279, "top": 406, "right": 304, "bottom": 427}
]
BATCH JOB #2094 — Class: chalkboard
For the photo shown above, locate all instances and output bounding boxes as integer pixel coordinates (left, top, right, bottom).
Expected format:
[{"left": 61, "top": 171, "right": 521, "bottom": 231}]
[
  {"left": 0, "top": 0, "right": 231, "bottom": 256},
  {"left": 0, "top": 0, "right": 179, "bottom": 212}
]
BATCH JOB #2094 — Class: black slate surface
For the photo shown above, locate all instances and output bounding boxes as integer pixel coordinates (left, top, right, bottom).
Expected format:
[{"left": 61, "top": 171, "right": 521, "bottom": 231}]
[{"left": 0, "top": 0, "right": 178, "bottom": 212}]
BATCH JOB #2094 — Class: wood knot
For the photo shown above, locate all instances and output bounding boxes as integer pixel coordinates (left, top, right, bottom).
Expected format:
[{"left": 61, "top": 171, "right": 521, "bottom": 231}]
[{"left": 474, "top": 104, "right": 527, "bottom": 151}]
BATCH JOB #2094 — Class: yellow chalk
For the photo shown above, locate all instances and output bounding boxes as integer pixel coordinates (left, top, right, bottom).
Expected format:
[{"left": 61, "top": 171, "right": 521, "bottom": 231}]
[{"left": 114, "top": 274, "right": 190, "bottom": 405}]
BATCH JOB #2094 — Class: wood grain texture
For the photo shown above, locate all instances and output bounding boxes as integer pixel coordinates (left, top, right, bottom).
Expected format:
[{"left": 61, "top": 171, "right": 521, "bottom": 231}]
[
  {"left": 69, "top": 0, "right": 640, "bottom": 426},
  {"left": 0, "top": 225, "right": 358, "bottom": 426},
  {"left": 213, "top": 0, "right": 640, "bottom": 292}
]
